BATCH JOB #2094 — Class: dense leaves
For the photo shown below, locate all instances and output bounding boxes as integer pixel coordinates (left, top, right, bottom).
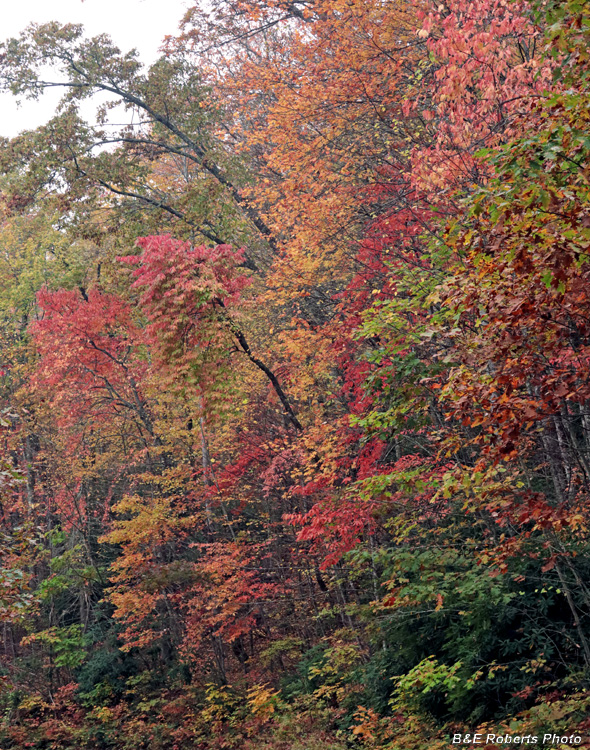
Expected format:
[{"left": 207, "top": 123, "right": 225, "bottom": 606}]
[{"left": 0, "top": 0, "right": 589, "bottom": 747}]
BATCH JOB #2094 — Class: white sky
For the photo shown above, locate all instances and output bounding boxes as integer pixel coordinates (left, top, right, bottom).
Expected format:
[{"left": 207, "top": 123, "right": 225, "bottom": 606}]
[{"left": 0, "top": 0, "right": 191, "bottom": 136}]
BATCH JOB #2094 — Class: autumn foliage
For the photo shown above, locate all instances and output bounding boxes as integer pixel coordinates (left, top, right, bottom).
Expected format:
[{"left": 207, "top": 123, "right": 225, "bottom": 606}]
[{"left": 0, "top": 0, "right": 589, "bottom": 747}]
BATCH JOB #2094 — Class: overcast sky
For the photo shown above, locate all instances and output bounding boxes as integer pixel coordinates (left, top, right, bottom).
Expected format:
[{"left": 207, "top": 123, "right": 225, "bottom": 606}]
[{"left": 0, "top": 0, "right": 191, "bottom": 136}]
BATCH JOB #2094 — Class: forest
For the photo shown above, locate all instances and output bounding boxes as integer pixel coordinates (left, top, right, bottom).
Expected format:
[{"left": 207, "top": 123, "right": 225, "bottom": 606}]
[{"left": 0, "top": 0, "right": 589, "bottom": 747}]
